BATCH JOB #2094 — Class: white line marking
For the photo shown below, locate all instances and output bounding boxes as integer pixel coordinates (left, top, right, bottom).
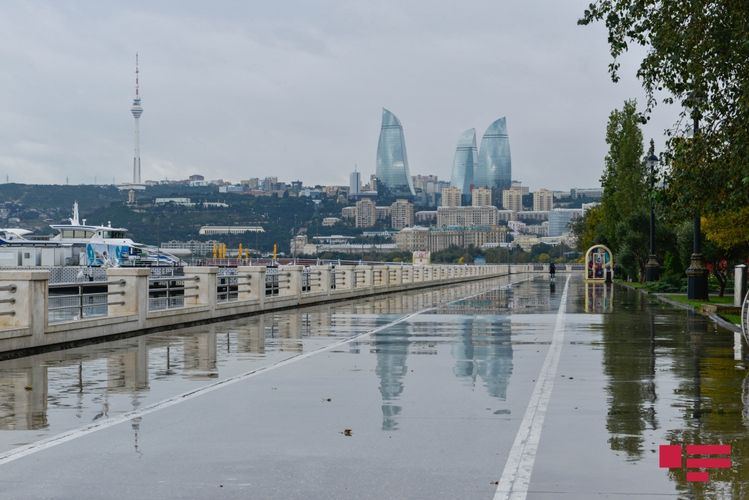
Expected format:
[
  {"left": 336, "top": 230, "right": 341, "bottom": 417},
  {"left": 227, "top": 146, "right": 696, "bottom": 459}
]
[
  {"left": 494, "top": 274, "right": 570, "bottom": 500},
  {"left": 0, "top": 275, "right": 527, "bottom": 466}
]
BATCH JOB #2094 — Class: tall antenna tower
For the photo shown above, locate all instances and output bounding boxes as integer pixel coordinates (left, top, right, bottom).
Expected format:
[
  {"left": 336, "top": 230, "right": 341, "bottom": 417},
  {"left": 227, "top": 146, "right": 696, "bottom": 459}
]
[{"left": 130, "top": 53, "right": 143, "bottom": 184}]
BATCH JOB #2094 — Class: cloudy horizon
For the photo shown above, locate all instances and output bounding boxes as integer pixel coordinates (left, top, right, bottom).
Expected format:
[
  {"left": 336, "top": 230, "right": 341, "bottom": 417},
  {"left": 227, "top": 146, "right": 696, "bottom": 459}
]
[{"left": 0, "top": 1, "right": 678, "bottom": 191}]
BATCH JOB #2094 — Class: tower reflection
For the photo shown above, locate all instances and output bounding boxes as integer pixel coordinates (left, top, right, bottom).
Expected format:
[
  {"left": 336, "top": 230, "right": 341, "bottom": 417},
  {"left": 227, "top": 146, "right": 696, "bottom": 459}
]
[{"left": 373, "top": 323, "right": 410, "bottom": 431}]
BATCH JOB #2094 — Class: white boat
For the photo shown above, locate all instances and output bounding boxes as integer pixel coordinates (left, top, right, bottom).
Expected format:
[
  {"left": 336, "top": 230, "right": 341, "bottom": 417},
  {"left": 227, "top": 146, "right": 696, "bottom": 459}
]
[{"left": 0, "top": 203, "right": 181, "bottom": 267}]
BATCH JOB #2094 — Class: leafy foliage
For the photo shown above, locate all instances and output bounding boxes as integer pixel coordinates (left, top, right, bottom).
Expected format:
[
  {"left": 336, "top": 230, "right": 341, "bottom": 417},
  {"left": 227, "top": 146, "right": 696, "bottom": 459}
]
[{"left": 579, "top": 0, "right": 749, "bottom": 215}]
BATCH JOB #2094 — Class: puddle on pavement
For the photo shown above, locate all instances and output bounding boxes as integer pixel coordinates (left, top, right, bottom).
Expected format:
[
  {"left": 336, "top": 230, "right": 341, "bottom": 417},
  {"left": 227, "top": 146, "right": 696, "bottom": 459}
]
[{"left": 0, "top": 275, "right": 747, "bottom": 498}]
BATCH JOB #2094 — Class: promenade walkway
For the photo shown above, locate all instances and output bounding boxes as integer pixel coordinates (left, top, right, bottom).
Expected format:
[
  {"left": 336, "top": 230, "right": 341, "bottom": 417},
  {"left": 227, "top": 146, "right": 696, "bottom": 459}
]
[{"left": 0, "top": 274, "right": 745, "bottom": 499}]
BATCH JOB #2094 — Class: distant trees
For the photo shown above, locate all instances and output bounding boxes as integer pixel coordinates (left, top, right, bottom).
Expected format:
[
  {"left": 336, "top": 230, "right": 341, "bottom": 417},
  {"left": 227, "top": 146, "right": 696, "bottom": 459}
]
[
  {"left": 574, "top": 100, "right": 651, "bottom": 280},
  {"left": 579, "top": 0, "right": 749, "bottom": 216},
  {"left": 579, "top": 0, "right": 749, "bottom": 290}
]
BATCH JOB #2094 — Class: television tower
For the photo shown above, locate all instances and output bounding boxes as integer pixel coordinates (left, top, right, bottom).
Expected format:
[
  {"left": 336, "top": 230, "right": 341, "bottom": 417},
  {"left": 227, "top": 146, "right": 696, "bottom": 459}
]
[{"left": 130, "top": 53, "right": 143, "bottom": 184}]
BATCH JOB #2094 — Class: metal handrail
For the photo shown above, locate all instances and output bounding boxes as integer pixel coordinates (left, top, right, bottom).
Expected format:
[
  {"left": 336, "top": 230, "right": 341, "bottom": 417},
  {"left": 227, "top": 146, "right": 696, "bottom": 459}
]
[
  {"left": 49, "top": 279, "right": 125, "bottom": 289},
  {"left": 741, "top": 289, "right": 749, "bottom": 346},
  {"left": 48, "top": 300, "right": 124, "bottom": 312},
  {"left": 149, "top": 276, "right": 198, "bottom": 282}
]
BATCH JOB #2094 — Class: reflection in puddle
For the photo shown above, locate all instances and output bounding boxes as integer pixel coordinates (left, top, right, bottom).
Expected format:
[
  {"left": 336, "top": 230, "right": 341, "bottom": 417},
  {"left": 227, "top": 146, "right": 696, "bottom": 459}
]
[
  {"left": 374, "top": 325, "right": 408, "bottom": 431},
  {"left": 585, "top": 282, "right": 614, "bottom": 313},
  {"left": 0, "top": 366, "right": 48, "bottom": 430},
  {"left": 452, "top": 316, "right": 513, "bottom": 401},
  {"left": 0, "top": 278, "right": 505, "bottom": 445},
  {"left": 600, "top": 286, "right": 749, "bottom": 497}
]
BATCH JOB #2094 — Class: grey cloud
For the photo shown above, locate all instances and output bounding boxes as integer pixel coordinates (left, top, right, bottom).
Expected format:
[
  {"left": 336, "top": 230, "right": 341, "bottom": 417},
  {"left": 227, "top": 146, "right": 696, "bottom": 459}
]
[{"left": 0, "top": 0, "right": 676, "bottom": 190}]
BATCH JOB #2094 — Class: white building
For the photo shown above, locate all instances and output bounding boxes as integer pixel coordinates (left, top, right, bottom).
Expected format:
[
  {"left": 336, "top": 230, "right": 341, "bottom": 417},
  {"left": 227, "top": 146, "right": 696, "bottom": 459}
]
[
  {"left": 437, "top": 206, "right": 500, "bottom": 227},
  {"left": 198, "top": 226, "right": 265, "bottom": 236}
]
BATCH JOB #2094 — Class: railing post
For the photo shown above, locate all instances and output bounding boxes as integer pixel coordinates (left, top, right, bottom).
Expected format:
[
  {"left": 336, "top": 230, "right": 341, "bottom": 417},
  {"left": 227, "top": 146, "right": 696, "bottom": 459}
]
[
  {"left": 392, "top": 266, "right": 403, "bottom": 288},
  {"left": 107, "top": 268, "right": 149, "bottom": 327},
  {"left": 402, "top": 266, "right": 412, "bottom": 285},
  {"left": 183, "top": 266, "right": 218, "bottom": 308},
  {"left": 342, "top": 266, "right": 355, "bottom": 290},
  {"left": 311, "top": 265, "right": 332, "bottom": 296},
  {"left": 283, "top": 265, "right": 304, "bottom": 300},
  {"left": 414, "top": 266, "right": 423, "bottom": 283},
  {"left": 0, "top": 270, "right": 49, "bottom": 342},
  {"left": 237, "top": 266, "right": 266, "bottom": 307},
  {"left": 379, "top": 265, "right": 390, "bottom": 288},
  {"left": 735, "top": 265, "right": 747, "bottom": 307},
  {"left": 356, "top": 265, "right": 373, "bottom": 291}
]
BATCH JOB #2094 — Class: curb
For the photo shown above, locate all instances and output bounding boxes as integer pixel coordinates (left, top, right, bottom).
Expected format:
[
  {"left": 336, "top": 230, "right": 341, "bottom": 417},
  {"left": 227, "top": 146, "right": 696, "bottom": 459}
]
[{"left": 614, "top": 281, "right": 742, "bottom": 334}]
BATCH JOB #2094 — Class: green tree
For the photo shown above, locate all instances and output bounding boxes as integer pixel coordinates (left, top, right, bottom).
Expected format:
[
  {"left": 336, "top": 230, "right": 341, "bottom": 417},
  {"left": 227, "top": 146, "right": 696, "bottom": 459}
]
[
  {"left": 572, "top": 204, "right": 607, "bottom": 252},
  {"left": 600, "top": 100, "right": 647, "bottom": 240},
  {"left": 596, "top": 101, "right": 649, "bottom": 278},
  {"left": 579, "top": 0, "right": 749, "bottom": 217}
]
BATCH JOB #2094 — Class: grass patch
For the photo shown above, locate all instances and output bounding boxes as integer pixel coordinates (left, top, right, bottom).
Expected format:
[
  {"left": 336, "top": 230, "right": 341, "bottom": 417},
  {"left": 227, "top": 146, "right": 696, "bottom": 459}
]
[
  {"left": 666, "top": 294, "right": 734, "bottom": 309},
  {"left": 719, "top": 313, "right": 742, "bottom": 326}
]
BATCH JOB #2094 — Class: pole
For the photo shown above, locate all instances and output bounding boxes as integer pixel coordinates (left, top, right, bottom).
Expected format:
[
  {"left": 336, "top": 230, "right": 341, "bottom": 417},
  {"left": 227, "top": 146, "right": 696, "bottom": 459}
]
[
  {"left": 685, "top": 113, "right": 708, "bottom": 299},
  {"left": 644, "top": 148, "right": 660, "bottom": 282}
]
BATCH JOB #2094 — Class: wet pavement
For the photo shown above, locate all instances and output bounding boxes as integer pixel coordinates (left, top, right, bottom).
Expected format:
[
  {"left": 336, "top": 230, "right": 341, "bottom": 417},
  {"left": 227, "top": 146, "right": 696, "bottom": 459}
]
[{"left": 0, "top": 274, "right": 746, "bottom": 499}]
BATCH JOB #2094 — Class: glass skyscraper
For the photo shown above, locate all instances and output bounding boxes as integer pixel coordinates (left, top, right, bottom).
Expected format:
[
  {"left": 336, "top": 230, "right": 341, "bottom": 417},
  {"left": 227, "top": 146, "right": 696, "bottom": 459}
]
[
  {"left": 450, "top": 128, "right": 478, "bottom": 196},
  {"left": 376, "top": 108, "right": 415, "bottom": 197},
  {"left": 475, "top": 117, "right": 512, "bottom": 191}
]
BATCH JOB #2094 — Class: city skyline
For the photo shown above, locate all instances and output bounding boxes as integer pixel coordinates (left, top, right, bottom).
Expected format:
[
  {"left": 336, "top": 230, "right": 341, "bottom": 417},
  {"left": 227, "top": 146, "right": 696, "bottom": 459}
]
[{"left": 0, "top": 1, "right": 676, "bottom": 191}]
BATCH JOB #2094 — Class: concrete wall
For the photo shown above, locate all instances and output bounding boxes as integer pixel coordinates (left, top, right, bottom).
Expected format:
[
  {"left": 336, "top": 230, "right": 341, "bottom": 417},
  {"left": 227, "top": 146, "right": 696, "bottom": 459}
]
[{"left": 0, "top": 263, "right": 555, "bottom": 357}]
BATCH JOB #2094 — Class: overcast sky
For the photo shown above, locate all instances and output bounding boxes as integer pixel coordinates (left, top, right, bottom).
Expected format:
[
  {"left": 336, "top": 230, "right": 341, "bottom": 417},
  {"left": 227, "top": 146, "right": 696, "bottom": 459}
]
[{"left": 0, "top": 1, "right": 678, "bottom": 191}]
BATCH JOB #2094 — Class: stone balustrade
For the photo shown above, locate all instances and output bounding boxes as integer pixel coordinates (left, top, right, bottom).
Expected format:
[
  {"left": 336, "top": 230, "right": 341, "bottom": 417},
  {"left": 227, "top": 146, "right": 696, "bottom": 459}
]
[{"left": 0, "top": 263, "right": 561, "bottom": 357}]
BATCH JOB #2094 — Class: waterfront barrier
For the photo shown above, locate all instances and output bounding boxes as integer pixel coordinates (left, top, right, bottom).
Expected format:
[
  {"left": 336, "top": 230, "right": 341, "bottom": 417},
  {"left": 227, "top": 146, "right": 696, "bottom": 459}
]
[{"left": 0, "top": 263, "right": 571, "bottom": 357}]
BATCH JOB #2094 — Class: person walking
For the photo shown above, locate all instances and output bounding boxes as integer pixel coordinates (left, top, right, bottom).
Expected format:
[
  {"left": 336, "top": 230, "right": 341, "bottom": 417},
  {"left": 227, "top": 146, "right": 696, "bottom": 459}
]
[{"left": 549, "top": 262, "right": 556, "bottom": 281}]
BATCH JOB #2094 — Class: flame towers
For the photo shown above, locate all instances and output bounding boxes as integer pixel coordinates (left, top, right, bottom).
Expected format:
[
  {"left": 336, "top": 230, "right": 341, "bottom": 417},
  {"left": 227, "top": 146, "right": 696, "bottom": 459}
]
[
  {"left": 130, "top": 54, "right": 143, "bottom": 185},
  {"left": 376, "top": 108, "right": 415, "bottom": 197},
  {"left": 475, "top": 117, "right": 511, "bottom": 191},
  {"left": 450, "top": 128, "right": 478, "bottom": 196}
]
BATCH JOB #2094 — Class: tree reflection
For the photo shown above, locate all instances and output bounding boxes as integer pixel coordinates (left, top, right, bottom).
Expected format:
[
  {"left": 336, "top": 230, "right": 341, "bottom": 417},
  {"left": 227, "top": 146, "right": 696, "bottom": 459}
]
[
  {"left": 663, "top": 312, "right": 749, "bottom": 498},
  {"left": 602, "top": 288, "right": 658, "bottom": 459}
]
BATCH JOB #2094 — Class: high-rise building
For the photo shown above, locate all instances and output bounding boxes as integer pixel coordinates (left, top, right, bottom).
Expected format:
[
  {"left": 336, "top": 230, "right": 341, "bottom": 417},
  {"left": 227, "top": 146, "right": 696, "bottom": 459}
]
[
  {"left": 471, "top": 187, "right": 492, "bottom": 207},
  {"left": 450, "top": 129, "right": 477, "bottom": 196},
  {"left": 390, "top": 199, "right": 414, "bottom": 230},
  {"left": 349, "top": 169, "right": 361, "bottom": 197},
  {"left": 355, "top": 199, "right": 376, "bottom": 228},
  {"left": 548, "top": 208, "right": 583, "bottom": 236},
  {"left": 441, "top": 186, "right": 462, "bottom": 207},
  {"left": 475, "top": 117, "right": 512, "bottom": 191},
  {"left": 533, "top": 188, "right": 554, "bottom": 211},
  {"left": 376, "top": 108, "right": 415, "bottom": 197},
  {"left": 130, "top": 54, "right": 143, "bottom": 185},
  {"left": 502, "top": 187, "right": 523, "bottom": 212}
]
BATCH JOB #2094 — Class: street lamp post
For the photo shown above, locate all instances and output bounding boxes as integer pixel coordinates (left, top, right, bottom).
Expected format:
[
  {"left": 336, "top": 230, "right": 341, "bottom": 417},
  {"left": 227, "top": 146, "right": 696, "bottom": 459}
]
[
  {"left": 685, "top": 106, "right": 708, "bottom": 299},
  {"left": 644, "top": 141, "right": 660, "bottom": 282}
]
